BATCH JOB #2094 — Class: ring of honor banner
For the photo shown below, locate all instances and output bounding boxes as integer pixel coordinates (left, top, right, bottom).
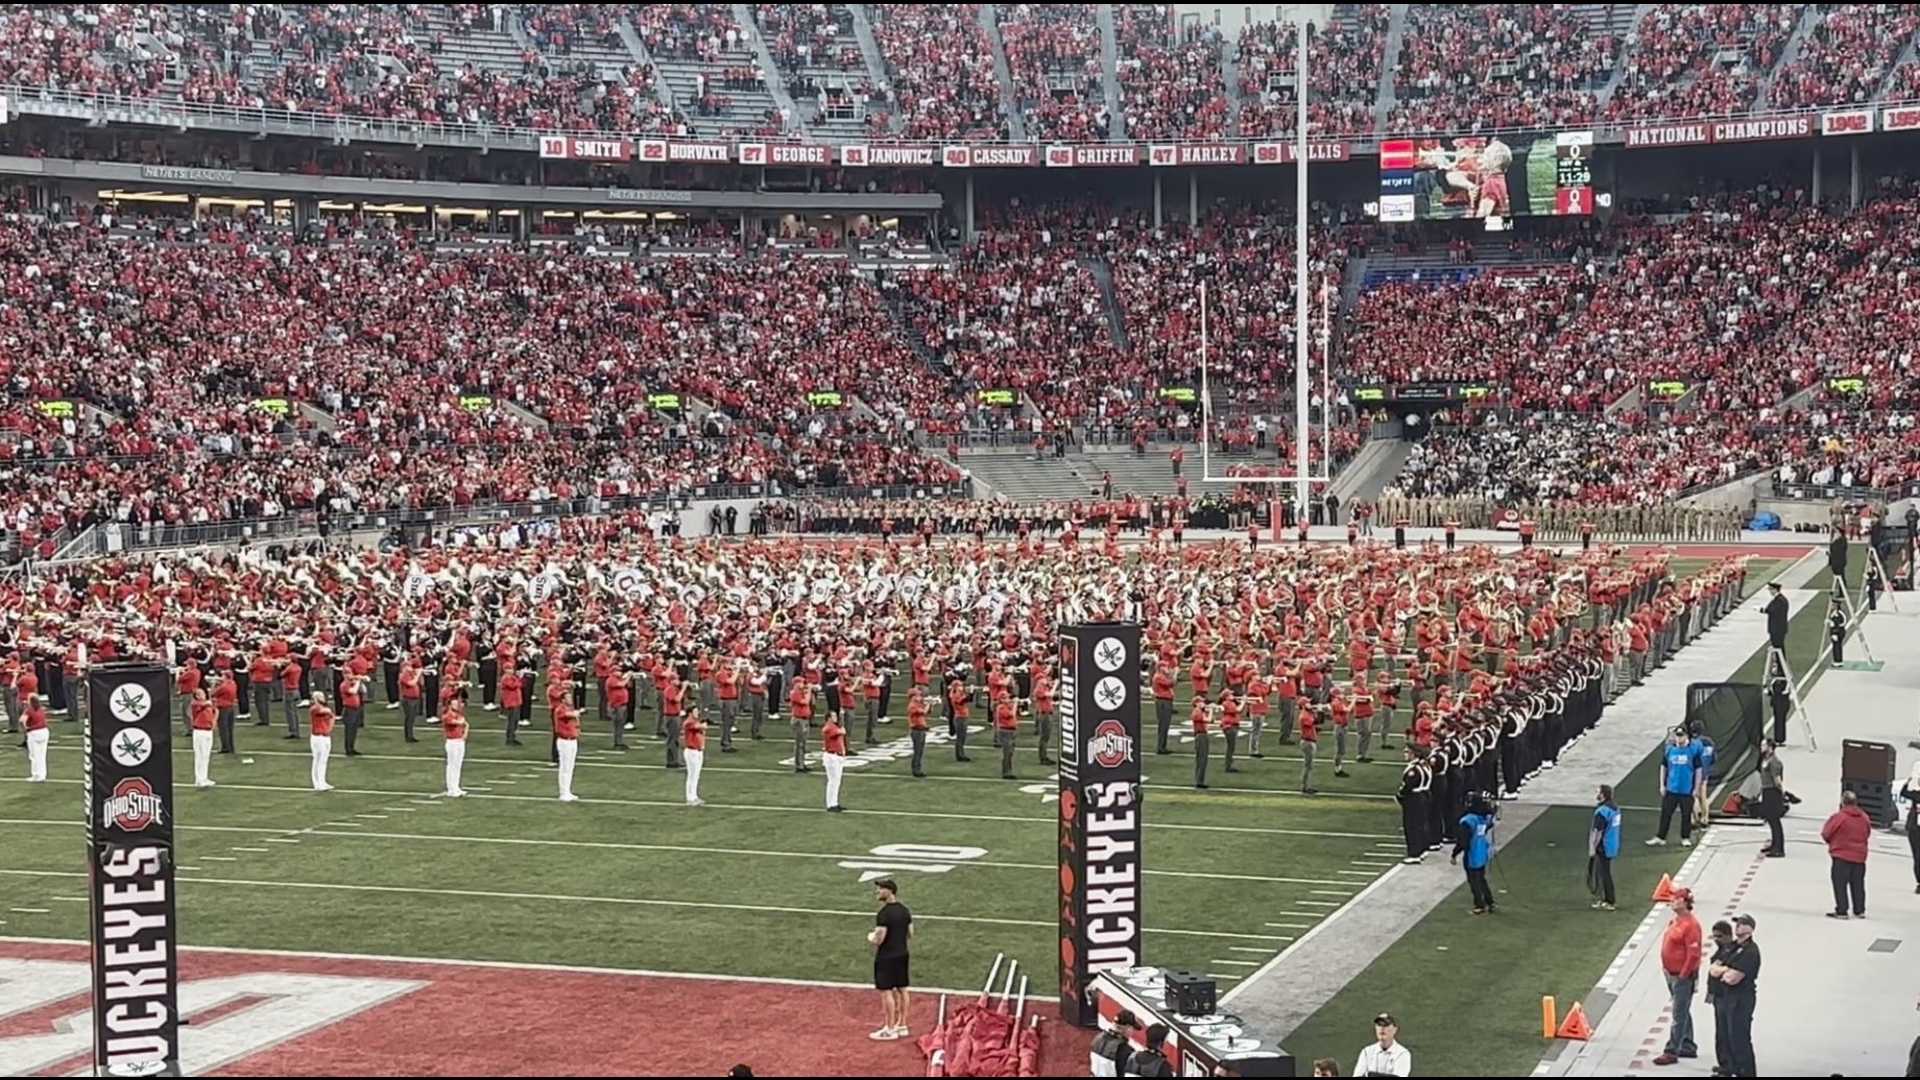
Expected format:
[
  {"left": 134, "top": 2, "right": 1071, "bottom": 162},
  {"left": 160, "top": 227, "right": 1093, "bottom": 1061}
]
[
  {"left": 1056, "top": 624, "right": 1142, "bottom": 1028},
  {"left": 85, "top": 664, "right": 182, "bottom": 1077}
]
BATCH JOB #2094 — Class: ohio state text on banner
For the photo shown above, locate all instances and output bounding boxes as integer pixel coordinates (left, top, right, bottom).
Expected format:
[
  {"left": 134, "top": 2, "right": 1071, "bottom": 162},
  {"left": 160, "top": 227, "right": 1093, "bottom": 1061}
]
[
  {"left": 86, "top": 664, "right": 181, "bottom": 1078},
  {"left": 1056, "top": 622, "right": 1143, "bottom": 1028}
]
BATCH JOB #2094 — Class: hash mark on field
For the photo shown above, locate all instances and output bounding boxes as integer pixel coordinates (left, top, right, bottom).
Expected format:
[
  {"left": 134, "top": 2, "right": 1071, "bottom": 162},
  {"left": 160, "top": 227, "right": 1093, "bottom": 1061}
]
[
  {"left": 47, "top": 897, "right": 89, "bottom": 904},
  {"left": 1294, "top": 900, "right": 1342, "bottom": 908},
  {"left": 1336, "top": 869, "right": 1377, "bottom": 877},
  {"left": 357, "top": 813, "right": 390, "bottom": 820},
  {"left": 491, "top": 780, "right": 518, "bottom": 786},
  {"left": 203, "top": 856, "right": 238, "bottom": 862},
  {"left": 231, "top": 847, "right": 270, "bottom": 853},
  {"left": 264, "top": 837, "right": 302, "bottom": 845},
  {"left": 1227, "top": 946, "right": 1272, "bottom": 954},
  {"left": 1264, "top": 922, "right": 1313, "bottom": 930},
  {"left": 381, "top": 807, "right": 418, "bottom": 813},
  {"left": 10, "top": 907, "right": 49, "bottom": 914},
  {"left": 1211, "top": 960, "right": 1260, "bottom": 967},
  {"left": 323, "top": 821, "right": 362, "bottom": 828}
]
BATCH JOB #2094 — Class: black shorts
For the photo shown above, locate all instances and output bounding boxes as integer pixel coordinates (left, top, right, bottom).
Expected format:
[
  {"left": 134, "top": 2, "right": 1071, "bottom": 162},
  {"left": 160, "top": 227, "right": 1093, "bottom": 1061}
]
[{"left": 874, "top": 954, "right": 910, "bottom": 991}]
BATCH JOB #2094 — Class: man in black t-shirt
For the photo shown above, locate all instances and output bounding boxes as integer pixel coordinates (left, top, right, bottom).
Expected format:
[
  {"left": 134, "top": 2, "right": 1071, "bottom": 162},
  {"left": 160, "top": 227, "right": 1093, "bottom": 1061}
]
[{"left": 869, "top": 878, "right": 914, "bottom": 1042}]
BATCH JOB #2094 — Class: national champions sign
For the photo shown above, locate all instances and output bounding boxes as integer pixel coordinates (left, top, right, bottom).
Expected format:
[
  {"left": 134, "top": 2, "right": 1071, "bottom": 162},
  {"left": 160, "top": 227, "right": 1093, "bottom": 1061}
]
[
  {"left": 86, "top": 664, "right": 182, "bottom": 1077},
  {"left": 1056, "top": 623, "right": 1143, "bottom": 1028}
]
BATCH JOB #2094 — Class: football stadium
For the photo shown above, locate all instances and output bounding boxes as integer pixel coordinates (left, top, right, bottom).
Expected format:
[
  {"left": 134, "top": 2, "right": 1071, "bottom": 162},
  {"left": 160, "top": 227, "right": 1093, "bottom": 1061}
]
[{"left": 0, "top": 3, "right": 1918, "bottom": 1077}]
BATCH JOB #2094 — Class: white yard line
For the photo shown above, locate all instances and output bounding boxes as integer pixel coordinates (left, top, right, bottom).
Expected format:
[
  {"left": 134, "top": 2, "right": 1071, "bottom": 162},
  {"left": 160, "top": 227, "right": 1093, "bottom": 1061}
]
[
  {"left": 0, "top": 776, "right": 1397, "bottom": 839},
  {"left": 0, "top": 869, "right": 1288, "bottom": 941},
  {"left": 0, "top": 819, "right": 1350, "bottom": 888}
]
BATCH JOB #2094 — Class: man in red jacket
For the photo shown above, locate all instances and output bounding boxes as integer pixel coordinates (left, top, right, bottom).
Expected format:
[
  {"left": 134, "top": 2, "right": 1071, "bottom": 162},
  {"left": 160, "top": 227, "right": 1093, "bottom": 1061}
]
[{"left": 1822, "top": 790, "right": 1872, "bottom": 919}]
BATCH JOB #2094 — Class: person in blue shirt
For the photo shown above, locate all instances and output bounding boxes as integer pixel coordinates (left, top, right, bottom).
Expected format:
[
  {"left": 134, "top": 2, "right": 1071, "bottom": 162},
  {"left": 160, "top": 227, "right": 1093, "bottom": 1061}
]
[
  {"left": 1590, "top": 784, "right": 1622, "bottom": 910},
  {"left": 1453, "top": 794, "right": 1498, "bottom": 914},
  {"left": 1649, "top": 727, "right": 1701, "bottom": 847}
]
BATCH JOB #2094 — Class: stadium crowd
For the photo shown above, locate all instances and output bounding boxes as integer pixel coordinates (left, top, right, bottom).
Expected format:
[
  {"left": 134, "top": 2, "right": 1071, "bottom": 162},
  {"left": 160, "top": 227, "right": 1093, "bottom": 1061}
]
[{"left": 6, "top": 3, "right": 1920, "bottom": 140}]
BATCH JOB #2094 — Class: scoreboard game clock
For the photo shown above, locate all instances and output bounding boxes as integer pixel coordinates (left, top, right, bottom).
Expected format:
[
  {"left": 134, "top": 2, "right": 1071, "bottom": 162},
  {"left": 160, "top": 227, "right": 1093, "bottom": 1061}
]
[{"left": 1554, "top": 131, "right": 1594, "bottom": 216}]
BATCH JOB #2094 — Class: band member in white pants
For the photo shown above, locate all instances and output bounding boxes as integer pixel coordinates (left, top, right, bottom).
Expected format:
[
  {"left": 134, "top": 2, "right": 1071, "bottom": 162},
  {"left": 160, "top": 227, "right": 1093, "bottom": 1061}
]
[
  {"left": 554, "top": 700, "right": 581, "bottom": 802},
  {"left": 189, "top": 689, "right": 217, "bottom": 788},
  {"left": 442, "top": 700, "right": 468, "bottom": 798},
  {"left": 22, "top": 695, "right": 48, "bottom": 782},
  {"left": 308, "top": 692, "right": 335, "bottom": 792},
  {"left": 683, "top": 708, "right": 707, "bottom": 806},
  {"left": 822, "top": 714, "right": 849, "bottom": 811}
]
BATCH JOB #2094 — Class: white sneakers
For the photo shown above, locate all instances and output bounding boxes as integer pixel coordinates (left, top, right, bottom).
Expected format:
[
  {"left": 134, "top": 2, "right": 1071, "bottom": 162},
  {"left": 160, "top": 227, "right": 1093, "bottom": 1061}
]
[
  {"left": 558, "top": 793, "right": 580, "bottom": 803},
  {"left": 1645, "top": 837, "right": 1692, "bottom": 847},
  {"left": 313, "top": 783, "right": 333, "bottom": 792},
  {"left": 445, "top": 789, "right": 466, "bottom": 798},
  {"left": 687, "top": 798, "right": 704, "bottom": 807},
  {"left": 196, "top": 780, "right": 217, "bottom": 789},
  {"left": 869, "top": 1026, "right": 908, "bottom": 1041}
]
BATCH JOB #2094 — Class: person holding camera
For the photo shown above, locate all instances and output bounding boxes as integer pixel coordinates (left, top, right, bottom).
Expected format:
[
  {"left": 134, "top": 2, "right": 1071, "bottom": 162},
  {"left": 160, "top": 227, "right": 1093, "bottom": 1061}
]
[{"left": 1452, "top": 793, "right": 1498, "bottom": 914}]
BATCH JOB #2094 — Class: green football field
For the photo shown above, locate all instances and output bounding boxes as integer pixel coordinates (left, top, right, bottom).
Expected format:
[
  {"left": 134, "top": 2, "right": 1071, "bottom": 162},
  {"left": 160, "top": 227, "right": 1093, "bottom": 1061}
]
[{"left": 0, "top": 556, "right": 1782, "bottom": 1037}]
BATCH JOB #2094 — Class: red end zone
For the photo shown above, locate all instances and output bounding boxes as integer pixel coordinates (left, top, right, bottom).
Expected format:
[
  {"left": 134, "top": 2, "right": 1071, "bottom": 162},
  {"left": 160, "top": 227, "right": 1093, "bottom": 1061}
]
[{"left": 0, "top": 940, "right": 1091, "bottom": 1076}]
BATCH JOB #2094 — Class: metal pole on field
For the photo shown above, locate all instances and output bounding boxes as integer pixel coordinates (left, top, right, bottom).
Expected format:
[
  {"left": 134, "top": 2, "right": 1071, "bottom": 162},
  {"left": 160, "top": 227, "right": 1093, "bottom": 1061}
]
[{"left": 1294, "top": 11, "right": 1310, "bottom": 521}]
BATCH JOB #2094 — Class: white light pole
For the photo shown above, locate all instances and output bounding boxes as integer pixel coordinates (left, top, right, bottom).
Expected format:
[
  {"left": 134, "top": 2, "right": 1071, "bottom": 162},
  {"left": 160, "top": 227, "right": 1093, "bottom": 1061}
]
[{"left": 1285, "top": 4, "right": 1334, "bottom": 524}]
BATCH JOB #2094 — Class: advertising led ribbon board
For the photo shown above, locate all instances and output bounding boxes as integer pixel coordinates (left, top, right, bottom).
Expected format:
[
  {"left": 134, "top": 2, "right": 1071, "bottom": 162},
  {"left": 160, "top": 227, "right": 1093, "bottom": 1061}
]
[
  {"left": 86, "top": 664, "right": 182, "bottom": 1077},
  {"left": 1056, "top": 623, "right": 1143, "bottom": 1028}
]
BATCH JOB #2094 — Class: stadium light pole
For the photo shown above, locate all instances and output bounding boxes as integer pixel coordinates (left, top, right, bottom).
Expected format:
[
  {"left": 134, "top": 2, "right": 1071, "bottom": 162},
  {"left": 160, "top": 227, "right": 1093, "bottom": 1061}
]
[{"left": 1286, "top": 5, "right": 1334, "bottom": 523}]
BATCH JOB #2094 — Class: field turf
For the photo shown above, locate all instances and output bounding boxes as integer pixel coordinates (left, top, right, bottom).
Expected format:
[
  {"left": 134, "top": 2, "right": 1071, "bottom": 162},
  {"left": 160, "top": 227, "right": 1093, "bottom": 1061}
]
[{"left": 0, "top": 553, "right": 1781, "bottom": 1073}]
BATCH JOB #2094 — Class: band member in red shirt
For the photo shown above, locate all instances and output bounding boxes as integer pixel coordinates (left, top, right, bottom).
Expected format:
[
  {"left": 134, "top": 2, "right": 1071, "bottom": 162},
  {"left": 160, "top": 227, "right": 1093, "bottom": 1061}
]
[
  {"left": 1031, "top": 674, "right": 1056, "bottom": 767},
  {"left": 442, "top": 693, "right": 469, "bottom": 798},
  {"left": 280, "top": 657, "right": 305, "bottom": 739},
  {"left": 339, "top": 671, "right": 367, "bottom": 757},
  {"left": 683, "top": 708, "right": 708, "bottom": 807},
  {"left": 212, "top": 670, "right": 240, "bottom": 754},
  {"left": 399, "top": 660, "right": 424, "bottom": 743},
  {"left": 822, "top": 712, "right": 849, "bottom": 812},
  {"left": 500, "top": 666, "right": 525, "bottom": 746},
  {"left": 906, "top": 686, "right": 930, "bottom": 778},
  {"left": 607, "top": 668, "right": 633, "bottom": 751},
  {"left": 553, "top": 699, "right": 581, "bottom": 802},
  {"left": 1191, "top": 697, "right": 1213, "bottom": 789},
  {"left": 993, "top": 696, "right": 1019, "bottom": 780},
  {"left": 1299, "top": 700, "right": 1322, "bottom": 796},
  {"left": 307, "top": 691, "right": 335, "bottom": 792},
  {"left": 715, "top": 661, "right": 741, "bottom": 751},
  {"left": 789, "top": 679, "right": 813, "bottom": 774},
  {"left": 177, "top": 660, "right": 202, "bottom": 731},
  {"left": 22, "top": 693, "right": 48, "bottom": 783},
  {"left": 190, "top": 688, "right": 217, "bottom": 788}
]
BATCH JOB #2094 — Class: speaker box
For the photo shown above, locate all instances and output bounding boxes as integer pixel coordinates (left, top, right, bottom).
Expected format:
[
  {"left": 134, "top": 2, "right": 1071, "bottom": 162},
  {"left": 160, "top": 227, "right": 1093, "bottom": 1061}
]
[
  {"left": 1163, "top": 971, "right": 1217, "bottom": 1016},
  {"left": 1842, "top": 740, "right": 1898, "bottom": 828}
]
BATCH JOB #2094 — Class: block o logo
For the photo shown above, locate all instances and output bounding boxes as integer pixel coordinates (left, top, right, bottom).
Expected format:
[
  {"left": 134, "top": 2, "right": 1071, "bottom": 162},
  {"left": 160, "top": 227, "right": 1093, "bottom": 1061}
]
[{"left": 1087, "top": 718, "right": 1134, "bottom": 769}]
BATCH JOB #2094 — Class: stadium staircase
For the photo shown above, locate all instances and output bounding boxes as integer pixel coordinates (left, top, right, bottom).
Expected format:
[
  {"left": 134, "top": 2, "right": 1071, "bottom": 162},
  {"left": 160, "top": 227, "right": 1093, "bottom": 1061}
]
[
  {"left": 734, "top": 4, "right": 803, "bottom": 127},
  {"left": 1871, "top": 28, "right": 1920, "bottom": 101},
  {"left": 1068, "top": 446, "right": 1244, "bottom": 499},
  {"left": 846, "top": 6, "right": 902, "bottom": 134},
  {"left": 646, "top": 22, "right": 781, "bottom": 138},
  {"left": 521, "top": 14, "right": 648, "bottom": 85},
  {"left": 1373, "top": 4, "right": 1409, "bottom": 129},
  {"left": 1757, "top": 5, "right": 1821, "bottom": 103},
  {"left": 1096, "top": 4, "right": 1126, "bottom": 141},
  {"left": 1326, "top": 430, "right": 1411, "bottom": 506},
  {"left": 422, "top": 6, "right": 527, "bottom": 78},
  {"left": 977, "top": 5, "right": 1031, "bottom": 142},
  {"left": 1219, "top": 26, "right": 1244, "bottom": 134},
  {"left": 750, "top": 4, "right": 883, "bottom": 143},
  {"left": 1594, "top": 3, "right": 1657, "bottom": 109},
  {"left": 1080, "top": 256, "right": 1133, "bottom": 353},
  {"left": 960, "top": 449, "right": 1095, "bottom": 502}
]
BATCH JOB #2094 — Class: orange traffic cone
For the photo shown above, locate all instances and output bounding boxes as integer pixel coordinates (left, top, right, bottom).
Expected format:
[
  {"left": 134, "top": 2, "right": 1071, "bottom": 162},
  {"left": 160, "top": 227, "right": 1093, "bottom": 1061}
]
[
  {"left": 1555, "top": 1002, "right": 1592, "bottom": 1041},
  {"left": 1651, "top": 873, "right": 1676, "bottom": 902}
]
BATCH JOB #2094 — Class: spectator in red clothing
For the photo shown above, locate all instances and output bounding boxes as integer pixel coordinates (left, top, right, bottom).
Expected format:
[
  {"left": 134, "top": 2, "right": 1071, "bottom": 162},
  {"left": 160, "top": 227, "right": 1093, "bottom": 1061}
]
[
  {"left": 1822, "top": 789, "right": 1872, "bottom": 920},
  {"left": 1652, "top": 888, "right": 1702, "bottom": 1066}
]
